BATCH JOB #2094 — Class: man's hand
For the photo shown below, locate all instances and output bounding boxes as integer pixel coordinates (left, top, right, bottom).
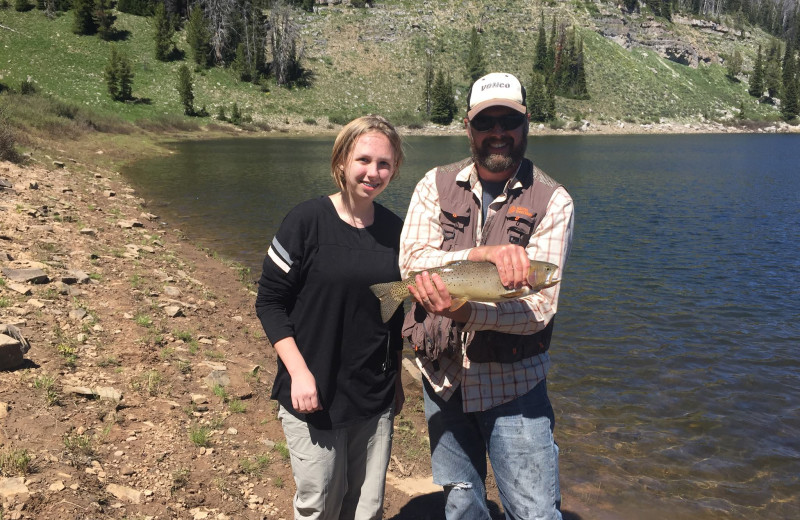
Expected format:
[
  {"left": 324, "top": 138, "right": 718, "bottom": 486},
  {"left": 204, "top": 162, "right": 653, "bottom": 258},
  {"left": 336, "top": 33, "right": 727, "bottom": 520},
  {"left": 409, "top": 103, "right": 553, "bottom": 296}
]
[
  {"left": 409, "top": 271, "right": 471, "bottom": 322},
  {"left": 469, "top": 244, "right": 530, "bottom": 288}
]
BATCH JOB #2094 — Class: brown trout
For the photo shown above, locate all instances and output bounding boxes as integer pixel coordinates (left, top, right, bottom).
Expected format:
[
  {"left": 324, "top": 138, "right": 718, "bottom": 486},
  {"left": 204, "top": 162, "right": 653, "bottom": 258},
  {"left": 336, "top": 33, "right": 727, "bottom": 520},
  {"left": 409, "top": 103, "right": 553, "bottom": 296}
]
[{"left": 370, "top": 260, "right": 560, "bottom": 323}]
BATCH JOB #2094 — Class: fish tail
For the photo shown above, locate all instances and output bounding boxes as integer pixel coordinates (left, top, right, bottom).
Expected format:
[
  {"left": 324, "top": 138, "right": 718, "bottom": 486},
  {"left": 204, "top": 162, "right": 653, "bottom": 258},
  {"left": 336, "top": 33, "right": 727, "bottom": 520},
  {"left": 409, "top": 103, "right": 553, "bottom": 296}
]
[{"left": 369, "top": 281, "right": 405, "bottom": 323}]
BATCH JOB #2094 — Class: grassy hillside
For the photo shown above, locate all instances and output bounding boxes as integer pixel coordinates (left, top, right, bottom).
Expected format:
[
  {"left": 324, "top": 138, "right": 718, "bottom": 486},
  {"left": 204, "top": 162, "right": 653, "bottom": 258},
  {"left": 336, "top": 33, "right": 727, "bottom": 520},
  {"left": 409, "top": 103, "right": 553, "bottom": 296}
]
[{"left": 0, "top": 1, "right": 788, "bottom": 131}]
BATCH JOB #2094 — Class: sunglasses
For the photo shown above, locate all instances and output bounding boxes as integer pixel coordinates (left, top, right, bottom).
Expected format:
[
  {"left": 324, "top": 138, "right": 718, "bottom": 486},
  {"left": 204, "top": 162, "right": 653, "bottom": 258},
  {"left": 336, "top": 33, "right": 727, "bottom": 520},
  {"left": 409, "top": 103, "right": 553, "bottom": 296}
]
[{"left": 469, "top": 113, "right": 527, "bottom": 132}]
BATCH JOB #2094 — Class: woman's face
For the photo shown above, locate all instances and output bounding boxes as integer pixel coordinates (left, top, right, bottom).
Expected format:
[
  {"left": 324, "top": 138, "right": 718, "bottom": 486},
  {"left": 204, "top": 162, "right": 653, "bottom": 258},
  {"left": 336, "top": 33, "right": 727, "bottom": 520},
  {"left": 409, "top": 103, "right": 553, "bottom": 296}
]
[{"left": 339, "top": 132, "right": 396, "bottom": 202}]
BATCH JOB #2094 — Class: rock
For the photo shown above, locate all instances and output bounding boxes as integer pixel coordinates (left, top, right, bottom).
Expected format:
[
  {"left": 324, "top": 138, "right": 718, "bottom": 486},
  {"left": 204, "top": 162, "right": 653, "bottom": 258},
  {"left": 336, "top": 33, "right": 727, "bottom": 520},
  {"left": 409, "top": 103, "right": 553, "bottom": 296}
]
[
  {"left": 106, "top": 483, "right": 142, "bottom": 504},
  {"left": 116, "top": 220, "right": 143, "bottom": 229},
  {"left": 164, "top": 305, "right": 183, "bottom": 318},
  {"left": 79, "top": 228, "right": 97, "bottom": 236},
  {"left": 0, "top": 401, "right": 8, "bottom": 419},
  {"left": 163, "top": 286, "right": 181, "bottom": 297},
  {"left": 63, "top": 385, "right": 123, "bottom": 402},
  {"left": 0, "top": 477, "right": 29, "bottom": 501},
  {"left": 62, "top": 270, "right": 91, "bottom": 285},
  {"left": 6, "top": 282, "right": 31, "bottom": 295},
  {"left": 69, "top": 308, "right": 88, "bottom": 321},
  {"left": 190, "top": 394, "right": 208, "bottom": 404},
  {"left": 49, "top": 480, "right": 66, "bottom": 492},
  {"left": 0, "top": 325, "right": 31, "bottom": 370},
  {"left": 1, "top": 267, "right": 49, "bottom": 284},
  {"left": 204, "top": 370, "right": 230, "bottom": 389}
]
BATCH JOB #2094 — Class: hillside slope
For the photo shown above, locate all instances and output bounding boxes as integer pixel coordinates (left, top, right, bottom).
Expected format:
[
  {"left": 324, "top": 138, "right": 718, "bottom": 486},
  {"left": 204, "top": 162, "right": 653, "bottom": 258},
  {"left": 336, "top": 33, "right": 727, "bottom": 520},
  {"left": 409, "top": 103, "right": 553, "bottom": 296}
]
[{"left": 0, "top": 1, "right": 790, "bottom": 130}]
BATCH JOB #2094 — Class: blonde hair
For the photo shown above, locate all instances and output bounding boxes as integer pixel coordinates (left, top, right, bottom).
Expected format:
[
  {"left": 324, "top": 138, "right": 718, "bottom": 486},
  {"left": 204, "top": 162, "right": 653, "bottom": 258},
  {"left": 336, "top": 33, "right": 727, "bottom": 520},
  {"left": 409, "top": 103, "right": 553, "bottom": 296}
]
[{"left": 330, "top": 115, "right": 404, "bottom": 191}]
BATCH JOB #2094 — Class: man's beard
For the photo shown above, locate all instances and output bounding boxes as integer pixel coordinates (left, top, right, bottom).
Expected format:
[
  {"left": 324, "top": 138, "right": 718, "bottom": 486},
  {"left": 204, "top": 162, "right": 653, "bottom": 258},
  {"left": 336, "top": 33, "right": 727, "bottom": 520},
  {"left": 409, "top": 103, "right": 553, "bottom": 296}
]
[{"left": 471, "top": 136, "right": 527, "bottom": 173}]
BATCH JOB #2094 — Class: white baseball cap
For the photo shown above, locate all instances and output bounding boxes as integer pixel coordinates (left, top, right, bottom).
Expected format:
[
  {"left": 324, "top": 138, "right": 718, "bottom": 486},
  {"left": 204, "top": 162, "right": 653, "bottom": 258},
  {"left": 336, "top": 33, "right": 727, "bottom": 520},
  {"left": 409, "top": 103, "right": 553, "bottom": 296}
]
[{"left": 467, "top": 72, "right": 527, "bottom": 119}]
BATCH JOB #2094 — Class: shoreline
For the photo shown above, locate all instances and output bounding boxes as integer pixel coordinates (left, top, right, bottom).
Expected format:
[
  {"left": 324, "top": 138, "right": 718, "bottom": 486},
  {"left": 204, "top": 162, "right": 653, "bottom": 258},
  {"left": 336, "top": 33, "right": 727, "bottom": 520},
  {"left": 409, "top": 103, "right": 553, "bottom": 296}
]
[{"left": 205, "top": 116, "right": 800, "bottom": 139}]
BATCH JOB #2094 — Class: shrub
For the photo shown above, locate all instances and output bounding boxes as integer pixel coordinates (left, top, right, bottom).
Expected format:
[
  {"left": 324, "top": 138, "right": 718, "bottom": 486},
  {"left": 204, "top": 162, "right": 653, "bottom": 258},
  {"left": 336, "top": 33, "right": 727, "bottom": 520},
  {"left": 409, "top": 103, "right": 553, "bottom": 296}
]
[
  {"left": 0, "top": 115, "right": 22, "bottom": 163},
  {"left": 20, "top": 78, "right": 37, "bottom": 95}
]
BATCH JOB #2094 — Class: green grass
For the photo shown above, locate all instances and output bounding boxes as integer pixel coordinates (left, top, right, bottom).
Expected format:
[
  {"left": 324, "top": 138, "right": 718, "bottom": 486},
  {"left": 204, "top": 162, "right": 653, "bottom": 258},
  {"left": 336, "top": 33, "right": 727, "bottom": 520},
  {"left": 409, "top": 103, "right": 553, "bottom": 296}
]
[
  {"left": 189, "top": 425, "right": 211, "bottom": 447},
  {"left": 274, "top": 440, "right": 290, "bottom": 461},
  {"left": 0, "top": 2, "right": 787, "bottom": 138},
  {"left": 33, "top": 374, "right": 59, "bottom": 405},
  {"left": 239, "top": 454, "right": 270, "bottom": 476},
  {"left": 63, "top": 431, "right": 93, "bottom": 458}
]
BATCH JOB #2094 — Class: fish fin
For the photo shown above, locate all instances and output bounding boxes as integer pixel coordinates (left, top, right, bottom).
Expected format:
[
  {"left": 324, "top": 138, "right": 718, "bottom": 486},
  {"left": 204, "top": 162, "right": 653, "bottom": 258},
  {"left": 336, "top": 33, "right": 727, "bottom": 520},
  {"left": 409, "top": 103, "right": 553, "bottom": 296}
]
[
  {"left": 501, "top": 289, "right": 529, "bottom": 299},
  {"left": 369, "top": 281, "right": 405, "bottom": 323},
  {"left": 449, "top": 298, "right": 468, "bottom": 311}
]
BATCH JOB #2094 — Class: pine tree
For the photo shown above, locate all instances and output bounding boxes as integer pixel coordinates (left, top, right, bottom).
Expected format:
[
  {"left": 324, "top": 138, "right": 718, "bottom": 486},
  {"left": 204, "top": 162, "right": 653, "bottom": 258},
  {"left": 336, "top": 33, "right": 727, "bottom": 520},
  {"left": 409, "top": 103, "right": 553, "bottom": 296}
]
[
  {"left": 230, "top": 102, "right": 242, "bottom": 125},
  {"left": 72, "top": 0, "right": 98, "bottom": 35},
  {"left": 117, "top": 51, "right": 133, "bottom": 101},
  {"left": 749, "top": 45, "right": 764, "bottom": 97},
  {"left": 781, "top": 45, "right": 799, "bottom": 119},
  {"left": 573, "top": 36, "right": 589, "bottom": 99},
  {"left": 14, "top": 0, "right": 31, "bottom": 12},
  {"left": 232, "top": 43, "right": 252, "bottom": 82},
  {"left": 545, "top": 75, "right": 557, "bottom": 121},
  {"left": 782, "top": 42, "right": 796, "bottom": 89},
  {"left": 430, "top": 70, "right": 455, "bottom": 125},
  {"left": 423, "top": 49, "right": 434, "bottom": 116},
  {"left": 104, "top": 46, "right": 134, "bottom": 101},
  {"left": 547, "top": 16, "right": 557, "bottom": 74},
  {"left": 528, "top": 71, "right": 549, "bottom": 122},
  {"left": 765, "top": 40, "right": 783, "bottom": 99},
  {"left": 465, "top": 27, "right": 486, "bottom": 82},
  {"left": 533, "top": 12, "right": 547, "bottom": 75},
  {"left": 95, "top": 0, "right": 117, "bottom": 41},
  {"left": 781, "top": 76, "right": 799, "bottom": 119},
  {"left": 186, "top": 6, "right": 212, "bottom": 68},
  {"left": 104, "top": 47, "right": 121, "bottom": 101},
  {"left": 176, "top": 64, "right": 195, "bottom": 116},
  {"left": 153, "top": 2, "right": 175, "bottom": 62},
  {"left": 552, "top": 25, "right": 568, "bottom": 95},
  {"left": 726, "top": 48, "right": 743, "bottom": 80}
]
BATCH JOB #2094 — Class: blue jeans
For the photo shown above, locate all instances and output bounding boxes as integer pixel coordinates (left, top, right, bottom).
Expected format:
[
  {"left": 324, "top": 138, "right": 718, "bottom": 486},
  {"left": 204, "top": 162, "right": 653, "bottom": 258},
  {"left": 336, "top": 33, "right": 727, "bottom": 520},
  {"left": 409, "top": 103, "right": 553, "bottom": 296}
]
[{"left": 423, "top": 379, "right": 562, "bottom": 520}]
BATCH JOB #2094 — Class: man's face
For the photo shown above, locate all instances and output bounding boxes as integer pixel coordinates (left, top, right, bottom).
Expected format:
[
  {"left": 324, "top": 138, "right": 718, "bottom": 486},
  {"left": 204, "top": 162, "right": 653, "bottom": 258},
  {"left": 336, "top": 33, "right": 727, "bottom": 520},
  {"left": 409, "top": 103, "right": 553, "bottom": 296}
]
[{"left": 466, "top": 106, "right": 529, "bottom": 176}]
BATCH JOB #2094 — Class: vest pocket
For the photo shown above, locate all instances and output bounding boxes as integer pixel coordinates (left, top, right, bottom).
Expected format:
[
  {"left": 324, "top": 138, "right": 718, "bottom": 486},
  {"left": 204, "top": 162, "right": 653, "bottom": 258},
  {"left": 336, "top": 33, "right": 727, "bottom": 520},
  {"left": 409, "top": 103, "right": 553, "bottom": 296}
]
[
  {"left": 504, "top": 213, "right": 535, "bottom": 245},
  {"left": 439, "top": 203, "right": 471, "bottom": 251}
]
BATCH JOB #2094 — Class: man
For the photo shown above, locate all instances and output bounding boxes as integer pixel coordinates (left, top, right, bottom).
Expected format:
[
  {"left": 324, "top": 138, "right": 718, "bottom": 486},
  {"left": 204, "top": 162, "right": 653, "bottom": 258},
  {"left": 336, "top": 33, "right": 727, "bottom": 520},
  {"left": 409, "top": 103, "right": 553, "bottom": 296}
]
[{"left": 399, "top": 72, "right": 574, "bottom": 520}]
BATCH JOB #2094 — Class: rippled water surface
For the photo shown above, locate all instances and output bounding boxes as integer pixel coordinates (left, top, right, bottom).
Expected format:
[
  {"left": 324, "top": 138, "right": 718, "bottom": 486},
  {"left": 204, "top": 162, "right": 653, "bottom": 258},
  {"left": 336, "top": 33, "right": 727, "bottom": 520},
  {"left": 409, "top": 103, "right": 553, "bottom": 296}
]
[{"left": 122, "top": 133, "right": 800, "bottom": 519}]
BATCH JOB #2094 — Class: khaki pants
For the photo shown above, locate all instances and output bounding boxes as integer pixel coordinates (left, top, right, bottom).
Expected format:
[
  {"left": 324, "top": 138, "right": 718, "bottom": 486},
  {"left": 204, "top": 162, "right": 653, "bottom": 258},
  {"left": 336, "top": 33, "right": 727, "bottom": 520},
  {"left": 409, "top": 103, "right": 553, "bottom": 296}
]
[{"left": 278, "top": 405, "right": 394, "bottom": 520}]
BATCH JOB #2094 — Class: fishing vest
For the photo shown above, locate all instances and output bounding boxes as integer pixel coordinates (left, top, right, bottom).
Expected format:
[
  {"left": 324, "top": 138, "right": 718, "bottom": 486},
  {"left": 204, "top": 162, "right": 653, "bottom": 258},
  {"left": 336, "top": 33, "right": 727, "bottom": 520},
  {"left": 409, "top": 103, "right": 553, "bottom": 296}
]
[{"left": 435, "top": 157, "right": 560, "bottom": 363}]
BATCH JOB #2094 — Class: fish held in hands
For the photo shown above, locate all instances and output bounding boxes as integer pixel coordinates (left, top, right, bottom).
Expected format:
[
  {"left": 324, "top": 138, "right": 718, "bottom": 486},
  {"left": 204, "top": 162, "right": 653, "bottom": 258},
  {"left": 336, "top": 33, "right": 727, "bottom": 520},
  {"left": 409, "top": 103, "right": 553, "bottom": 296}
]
[{"left": 369, "top": 260, "right": 560, "bottom": 323}]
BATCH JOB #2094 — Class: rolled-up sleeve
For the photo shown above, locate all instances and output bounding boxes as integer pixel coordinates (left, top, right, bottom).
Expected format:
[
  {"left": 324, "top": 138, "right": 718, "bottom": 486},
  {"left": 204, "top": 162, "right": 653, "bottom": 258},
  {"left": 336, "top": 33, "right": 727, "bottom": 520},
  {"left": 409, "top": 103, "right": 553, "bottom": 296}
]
[{"left": 400, "top": 169, "right": 471, "bottom": 278}]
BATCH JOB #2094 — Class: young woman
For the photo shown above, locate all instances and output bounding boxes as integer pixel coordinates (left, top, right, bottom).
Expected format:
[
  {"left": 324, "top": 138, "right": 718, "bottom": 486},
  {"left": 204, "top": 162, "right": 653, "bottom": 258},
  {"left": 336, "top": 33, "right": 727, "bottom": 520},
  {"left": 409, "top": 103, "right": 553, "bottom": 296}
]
[{"left": 255, "top": 115, "right": 405, "bottom": 520}]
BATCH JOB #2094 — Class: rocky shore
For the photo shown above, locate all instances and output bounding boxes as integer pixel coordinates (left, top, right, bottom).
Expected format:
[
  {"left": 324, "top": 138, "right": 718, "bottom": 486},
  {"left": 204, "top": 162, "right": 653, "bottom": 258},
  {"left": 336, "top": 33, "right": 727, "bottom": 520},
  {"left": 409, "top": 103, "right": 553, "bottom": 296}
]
[{"left": 0, "top": 154, "right": 441, "bottom": 519}]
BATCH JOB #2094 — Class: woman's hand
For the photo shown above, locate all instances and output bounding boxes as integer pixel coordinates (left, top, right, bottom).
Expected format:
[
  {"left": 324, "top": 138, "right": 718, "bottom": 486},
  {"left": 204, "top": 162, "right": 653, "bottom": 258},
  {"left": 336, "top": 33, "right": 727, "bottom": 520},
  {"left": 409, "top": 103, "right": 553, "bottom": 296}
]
[
  {"left": 273, "top": 337, "right": 323, "bottom": 414},
  {"left": 290, "top": 368, "right": 322, "bottom": 414}
]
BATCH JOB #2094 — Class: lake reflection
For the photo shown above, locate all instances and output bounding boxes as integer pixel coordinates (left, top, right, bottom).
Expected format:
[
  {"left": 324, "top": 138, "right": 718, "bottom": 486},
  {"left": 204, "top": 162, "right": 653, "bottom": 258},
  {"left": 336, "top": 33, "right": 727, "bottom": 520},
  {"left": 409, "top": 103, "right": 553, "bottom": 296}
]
[{"left": 122, "top": 133, "right": 800, "bottom": 520}]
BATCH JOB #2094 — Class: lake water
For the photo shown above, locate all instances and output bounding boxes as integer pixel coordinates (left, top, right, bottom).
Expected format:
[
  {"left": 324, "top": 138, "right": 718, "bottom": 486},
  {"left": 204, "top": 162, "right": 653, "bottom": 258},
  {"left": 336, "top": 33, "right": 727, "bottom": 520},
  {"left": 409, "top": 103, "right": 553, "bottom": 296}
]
[{"left": 121, "top": 133, "right": 800, "bottom": 520}]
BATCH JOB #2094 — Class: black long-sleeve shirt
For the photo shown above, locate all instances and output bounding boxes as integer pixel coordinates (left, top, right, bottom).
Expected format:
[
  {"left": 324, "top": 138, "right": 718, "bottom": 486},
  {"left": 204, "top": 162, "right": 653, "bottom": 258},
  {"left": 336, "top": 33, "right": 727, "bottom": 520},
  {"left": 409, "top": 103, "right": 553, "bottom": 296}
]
[{"left": 255, "top": 196, "right": 404, "bottom": 429}]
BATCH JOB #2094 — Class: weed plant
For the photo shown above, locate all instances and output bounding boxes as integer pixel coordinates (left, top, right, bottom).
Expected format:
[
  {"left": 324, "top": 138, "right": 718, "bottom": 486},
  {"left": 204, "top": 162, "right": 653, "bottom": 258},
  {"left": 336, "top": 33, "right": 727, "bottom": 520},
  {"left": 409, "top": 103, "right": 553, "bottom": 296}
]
[
  {"left": 0, "top": 448, "right": 32, "bottom": 477},
  {"left": 189, "top": 425, "right": 211, "bottom": 447}
]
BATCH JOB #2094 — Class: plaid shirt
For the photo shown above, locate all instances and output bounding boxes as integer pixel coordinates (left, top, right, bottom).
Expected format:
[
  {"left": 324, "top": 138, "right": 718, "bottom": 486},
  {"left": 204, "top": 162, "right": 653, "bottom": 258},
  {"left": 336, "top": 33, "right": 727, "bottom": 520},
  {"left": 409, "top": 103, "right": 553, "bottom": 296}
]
[{"left": 399, "top": 161, "right": 574, "bottom": 412}]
